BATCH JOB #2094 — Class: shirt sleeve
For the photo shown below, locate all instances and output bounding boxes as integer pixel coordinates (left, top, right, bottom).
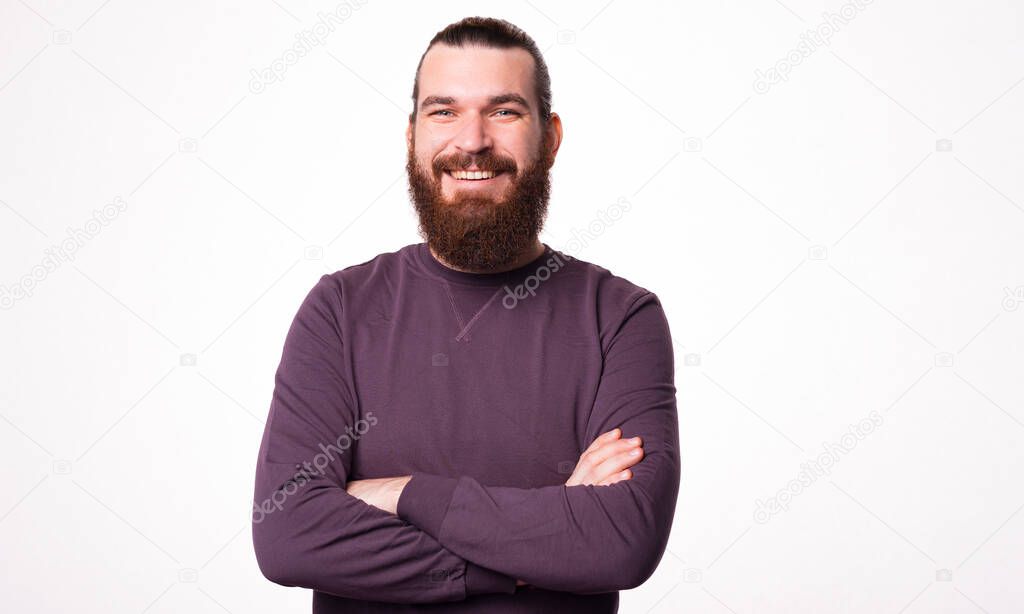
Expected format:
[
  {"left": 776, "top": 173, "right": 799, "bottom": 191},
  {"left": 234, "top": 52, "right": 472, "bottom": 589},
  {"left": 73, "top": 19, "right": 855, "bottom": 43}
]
[
  {"left": 396, "top": 290, "right": 681, "bottom": 594},
  {"left": 252, "top": 274, "right": 517, "bottom": 603}
]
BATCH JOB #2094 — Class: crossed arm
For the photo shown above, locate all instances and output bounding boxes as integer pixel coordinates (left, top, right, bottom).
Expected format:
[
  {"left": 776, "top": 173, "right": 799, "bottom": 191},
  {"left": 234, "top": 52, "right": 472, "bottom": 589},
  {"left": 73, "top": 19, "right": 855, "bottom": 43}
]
[
  {"left": 252, "top": 275, "right": 680, "bottom": 602},
  {"left": 344, "top": 427, "right": 649, "bottom": 588}
]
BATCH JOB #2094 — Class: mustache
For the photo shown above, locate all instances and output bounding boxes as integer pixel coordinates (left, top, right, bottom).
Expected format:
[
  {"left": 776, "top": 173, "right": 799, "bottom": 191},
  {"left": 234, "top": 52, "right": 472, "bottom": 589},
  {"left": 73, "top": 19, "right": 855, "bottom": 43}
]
[{"left": 432, "top": 153, "right": 517, "bottom": 175}]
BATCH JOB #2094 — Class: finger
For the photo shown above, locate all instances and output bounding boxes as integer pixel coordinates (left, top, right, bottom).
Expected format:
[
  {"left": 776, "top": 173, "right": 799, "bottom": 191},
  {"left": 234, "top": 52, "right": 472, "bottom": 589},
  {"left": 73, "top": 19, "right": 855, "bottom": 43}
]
[
  {"left": 567, "top": 430, "right": 622, "bottom": 485},
  {"left": 588, "top": 444, "right": 644, "bottom": 484},
  {"left": 578, "top": 436, "right": 642, "bottom": 478},
  {"left": 572, "top": 437, "right": 643, "bottom": 486},
  {"left": 597, "top": 469, "right": 632, "bottom": 486},
  {"left": 582, "top": 427, "right": 621, "bottom": 455}
]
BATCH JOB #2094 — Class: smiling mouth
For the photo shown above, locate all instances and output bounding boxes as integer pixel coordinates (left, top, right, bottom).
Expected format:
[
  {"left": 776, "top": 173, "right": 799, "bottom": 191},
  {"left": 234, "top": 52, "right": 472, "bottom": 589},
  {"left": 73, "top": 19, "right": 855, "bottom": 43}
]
[{"left": 445, "top": 169, "right": 507, "bottom": 181}]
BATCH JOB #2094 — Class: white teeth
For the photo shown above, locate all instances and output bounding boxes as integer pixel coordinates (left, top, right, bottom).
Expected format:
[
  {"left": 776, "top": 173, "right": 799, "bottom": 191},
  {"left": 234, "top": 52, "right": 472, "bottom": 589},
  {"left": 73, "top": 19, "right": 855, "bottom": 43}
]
[{"left": 450, "top": 170, "right": 498, "bottom": 180}]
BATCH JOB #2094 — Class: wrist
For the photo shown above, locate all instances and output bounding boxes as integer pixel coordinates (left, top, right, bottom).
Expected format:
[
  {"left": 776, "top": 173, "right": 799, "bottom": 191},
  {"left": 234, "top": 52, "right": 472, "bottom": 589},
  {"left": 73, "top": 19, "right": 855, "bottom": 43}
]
[{"left": 387, "top": 475, "right": 412, "bottom": 514}]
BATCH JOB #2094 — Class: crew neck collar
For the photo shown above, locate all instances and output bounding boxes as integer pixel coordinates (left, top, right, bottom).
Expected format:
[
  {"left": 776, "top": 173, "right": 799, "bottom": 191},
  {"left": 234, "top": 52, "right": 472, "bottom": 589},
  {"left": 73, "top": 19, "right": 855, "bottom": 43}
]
[{"left": 415, "top": 241, "right": 555, "bottom": 287}]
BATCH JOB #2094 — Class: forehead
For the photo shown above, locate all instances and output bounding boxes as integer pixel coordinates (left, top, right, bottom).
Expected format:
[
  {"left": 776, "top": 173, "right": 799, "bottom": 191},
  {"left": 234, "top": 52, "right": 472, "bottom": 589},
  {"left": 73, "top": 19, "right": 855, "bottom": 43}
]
[{"left": 418, "top": 43, "right": 536, "bottom": 106}]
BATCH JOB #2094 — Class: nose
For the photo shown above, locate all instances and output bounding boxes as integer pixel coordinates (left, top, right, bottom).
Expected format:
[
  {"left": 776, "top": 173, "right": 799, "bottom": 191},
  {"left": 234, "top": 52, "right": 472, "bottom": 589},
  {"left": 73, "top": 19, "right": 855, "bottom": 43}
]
[{"left": 453, "top": 112, "right": 492, "bottom": 155}]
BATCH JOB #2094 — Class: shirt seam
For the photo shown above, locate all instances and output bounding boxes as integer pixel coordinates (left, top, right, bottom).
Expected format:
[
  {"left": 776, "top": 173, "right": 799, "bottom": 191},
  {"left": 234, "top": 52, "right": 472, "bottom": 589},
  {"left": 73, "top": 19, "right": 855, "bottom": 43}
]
[
  {"left": 455, "top": 286, "right": 505, "bottom": 342},
  {"left": 601, "top": 290, "right": 655, "bottom": 360},
  {"left": 442, "top": 280, "right": 467, "bottom": 330}
]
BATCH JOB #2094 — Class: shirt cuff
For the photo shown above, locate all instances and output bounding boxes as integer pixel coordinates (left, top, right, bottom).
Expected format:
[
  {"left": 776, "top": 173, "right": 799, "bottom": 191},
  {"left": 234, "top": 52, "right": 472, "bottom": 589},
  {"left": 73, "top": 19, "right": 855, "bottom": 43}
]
[
  {"left": 396, "top": 472, "right": 460, "bottom": 540},
  {"left": 464, "top": 562, "right": 517, "bottom": 596}
]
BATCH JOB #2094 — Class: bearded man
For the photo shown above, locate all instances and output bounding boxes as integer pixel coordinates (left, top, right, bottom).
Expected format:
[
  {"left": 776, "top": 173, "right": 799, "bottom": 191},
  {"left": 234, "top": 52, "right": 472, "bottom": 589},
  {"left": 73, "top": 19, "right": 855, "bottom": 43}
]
[{"left": 253, "top": 16, "right": 680, "bottom": 613}]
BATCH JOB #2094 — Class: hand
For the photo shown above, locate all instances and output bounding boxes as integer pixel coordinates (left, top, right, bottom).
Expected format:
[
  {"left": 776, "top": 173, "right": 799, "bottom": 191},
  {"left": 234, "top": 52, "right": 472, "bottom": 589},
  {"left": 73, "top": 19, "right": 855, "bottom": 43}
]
[
  {"left": 345, "top": 475, "right": 412, "bottom": 515},
  {"left": 565, "top": 427, "right": 644, "bottom": 487}
]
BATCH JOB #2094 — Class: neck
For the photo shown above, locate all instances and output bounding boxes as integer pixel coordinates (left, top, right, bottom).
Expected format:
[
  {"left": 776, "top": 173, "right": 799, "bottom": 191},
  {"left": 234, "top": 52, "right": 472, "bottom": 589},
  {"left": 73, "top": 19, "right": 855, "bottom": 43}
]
[{"left": 429, "top": 239, "right": 545, "bottom": 274}]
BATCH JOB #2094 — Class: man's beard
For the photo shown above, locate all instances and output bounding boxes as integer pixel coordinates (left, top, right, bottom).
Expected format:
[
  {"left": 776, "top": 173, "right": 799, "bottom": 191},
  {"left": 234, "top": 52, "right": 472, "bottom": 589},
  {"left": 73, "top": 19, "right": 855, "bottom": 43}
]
[{"left": 406, "top": 132, "right": 552, "bottom": 271}]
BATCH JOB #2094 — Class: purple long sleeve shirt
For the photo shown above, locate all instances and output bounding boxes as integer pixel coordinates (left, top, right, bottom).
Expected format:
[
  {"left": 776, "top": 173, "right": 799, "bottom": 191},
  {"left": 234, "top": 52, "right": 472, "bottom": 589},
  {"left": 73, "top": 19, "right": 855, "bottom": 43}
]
[{"left": 252, "top": 241, "right": 680, "bottom": 612}]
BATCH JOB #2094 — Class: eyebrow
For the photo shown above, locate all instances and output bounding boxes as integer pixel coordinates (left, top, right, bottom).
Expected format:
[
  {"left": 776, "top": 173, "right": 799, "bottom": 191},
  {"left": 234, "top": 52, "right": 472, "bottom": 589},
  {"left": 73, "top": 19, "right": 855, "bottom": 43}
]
[{"left": 419, "top": 93, "right": 531, "bottom": 111}]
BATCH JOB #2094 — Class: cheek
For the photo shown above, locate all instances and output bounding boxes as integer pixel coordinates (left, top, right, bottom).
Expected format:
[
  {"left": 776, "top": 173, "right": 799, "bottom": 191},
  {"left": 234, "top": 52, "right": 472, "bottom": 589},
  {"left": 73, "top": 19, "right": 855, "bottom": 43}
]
[
  {"left": 414, "top": 140, "right": 450, "bottom": 172},
  {"left": 411, "top": 145, "right": 435, "bottom": 173},
  {"left": 415, "top": 125, "right": 450, "bottom": 154},
  {"left": 501, "top": 134, "right": 540, "bottom": 167}
]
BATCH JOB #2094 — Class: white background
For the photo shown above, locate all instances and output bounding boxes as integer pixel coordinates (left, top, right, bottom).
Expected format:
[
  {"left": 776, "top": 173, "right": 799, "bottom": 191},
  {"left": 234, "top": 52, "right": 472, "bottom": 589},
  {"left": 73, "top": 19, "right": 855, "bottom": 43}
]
[{"left": 2, "top": 0, "right": 1023, "bottom": 612}]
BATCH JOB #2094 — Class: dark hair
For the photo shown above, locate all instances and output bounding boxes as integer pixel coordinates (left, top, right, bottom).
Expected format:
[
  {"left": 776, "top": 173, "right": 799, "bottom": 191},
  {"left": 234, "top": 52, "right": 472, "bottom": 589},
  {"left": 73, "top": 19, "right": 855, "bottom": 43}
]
[{"left": 409, "top": 17, "right": 552, "bottom": 124}]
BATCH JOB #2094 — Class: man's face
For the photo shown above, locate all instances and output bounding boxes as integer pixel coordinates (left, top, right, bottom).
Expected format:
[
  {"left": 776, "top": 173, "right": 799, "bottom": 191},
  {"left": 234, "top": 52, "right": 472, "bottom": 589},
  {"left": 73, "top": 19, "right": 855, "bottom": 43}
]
[{"left": 406, "top": 43, "right": 560, "bottom": 271}]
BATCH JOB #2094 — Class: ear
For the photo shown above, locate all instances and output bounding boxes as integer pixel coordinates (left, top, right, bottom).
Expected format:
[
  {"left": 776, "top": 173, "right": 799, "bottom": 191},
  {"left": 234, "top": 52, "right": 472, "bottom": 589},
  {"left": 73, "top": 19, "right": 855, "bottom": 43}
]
[
  {"left": 406, "top": 122, "right": 413, "bottom": 150},
  {"left": 545, "top": 112, "right": 563, "bottom": 165}
]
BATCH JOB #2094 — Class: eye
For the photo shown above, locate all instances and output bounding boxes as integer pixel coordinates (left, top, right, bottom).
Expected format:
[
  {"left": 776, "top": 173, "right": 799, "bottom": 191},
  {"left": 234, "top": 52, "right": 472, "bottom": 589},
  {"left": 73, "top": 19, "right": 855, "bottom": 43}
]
[
  {"left": 495, "top": 109, "right": 521, "bottom": 117},
  {"left": 430, "top": 110, "right": 454, "bottom": 117}
]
